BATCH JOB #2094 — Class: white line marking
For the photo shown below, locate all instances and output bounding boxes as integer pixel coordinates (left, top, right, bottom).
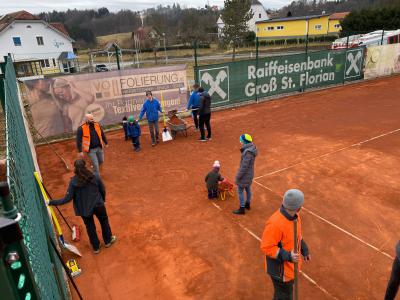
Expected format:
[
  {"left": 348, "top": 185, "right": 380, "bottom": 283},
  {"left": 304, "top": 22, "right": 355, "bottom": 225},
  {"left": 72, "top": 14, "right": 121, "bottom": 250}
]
[
  {"left": 238, "top": 223, "right": 261, "bottom": 241},
  {"left": 254, "top": 181, "right": 394, "bottom": 260},
  {"left": 212, "top": 203, "right": 222, "bottom": 211},
  {"left": 255, "top": 128, "right": 400, "bottom": 180},
  {"left": 211, "top": 201, "right": 337, "bottom": 299},
  {"left": 300, "top": 271, "right": 339, "bottom": 300}
]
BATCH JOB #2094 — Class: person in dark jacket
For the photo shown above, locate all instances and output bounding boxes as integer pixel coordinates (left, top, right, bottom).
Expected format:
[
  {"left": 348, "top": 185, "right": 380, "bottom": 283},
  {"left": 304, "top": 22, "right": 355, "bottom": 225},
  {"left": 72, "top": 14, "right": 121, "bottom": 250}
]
[
  {"left": 126, "top": 115, "right": 141, "bottom": 152},
  {"left": 138, "top": 91, "right": 163, "bottom": 146},
  {"left": 385, "top": 241, "right": 400, "bottom": 300},
  {"left": 187, "top": 84, "right": 201, "bottom": 130},
  {"left": 233, "top": 134, "right": 258, "bottom": 215},
  {"left": 49, "top": 159, "right": 116, "bottom": 254},
  {"left": 76, "top": 114, "right": 108, "bottom": 176},
  {"left": 205, "top": 160, "right": 224, "bottom": 199},
  {"left": 198, "top": 89, "right": 212, "bottom": 142},
  {"left": 122, "top": 116, "right": 128, "bottom": 141}
]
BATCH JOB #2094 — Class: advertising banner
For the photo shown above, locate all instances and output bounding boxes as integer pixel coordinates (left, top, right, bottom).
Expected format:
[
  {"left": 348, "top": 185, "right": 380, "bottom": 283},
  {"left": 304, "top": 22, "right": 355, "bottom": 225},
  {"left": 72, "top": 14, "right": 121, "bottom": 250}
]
[
  {"left": 195, "top": 48, "right": 364, "bottom": 107},
  {"left": 22, "top": 65, "right": 188, "bottom": 137},
  {"left": 364, "top": 44, "right": 400, "bottom": 79}
]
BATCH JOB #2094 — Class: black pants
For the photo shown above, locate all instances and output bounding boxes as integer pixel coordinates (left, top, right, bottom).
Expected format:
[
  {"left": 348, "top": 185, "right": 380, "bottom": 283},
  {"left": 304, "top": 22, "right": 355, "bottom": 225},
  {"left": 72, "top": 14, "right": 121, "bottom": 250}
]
[
  {"left": 81, "top": 205, "right": 112, "bottom": 250},
  {"left": 131, "top": 136, "right": 140, "bottom": 150},
  {"left": 192, "top": 109, "right": 199, "bottom": 129},
  {"left": 385, "top": 257, "right": 400, "bottom": 300},
  {"left": 271, "top": 278, "right": 294, "bottom": 300},
  {"left": 208, "top": 189, "right": 218, "bottom": 199},
  {"left": 199, "top": 113, "right": 211, "bottom": 139},
  {"left": 123, "top": 126, "right": 128, "bottom": 140}
]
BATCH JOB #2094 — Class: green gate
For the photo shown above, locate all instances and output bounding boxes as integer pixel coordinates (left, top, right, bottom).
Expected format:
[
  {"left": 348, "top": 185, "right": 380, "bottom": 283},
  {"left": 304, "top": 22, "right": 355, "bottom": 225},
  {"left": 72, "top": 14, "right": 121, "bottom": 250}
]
[{"left": 0, "top": 56, "right": 69, "bottom": 299}]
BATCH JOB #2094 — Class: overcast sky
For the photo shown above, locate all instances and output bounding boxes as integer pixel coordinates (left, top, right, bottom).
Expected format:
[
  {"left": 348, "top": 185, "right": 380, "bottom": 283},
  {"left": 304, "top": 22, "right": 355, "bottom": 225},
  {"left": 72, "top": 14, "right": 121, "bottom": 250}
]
[{"left": 0, "top": 0, "right": 293, "bottom": 14}]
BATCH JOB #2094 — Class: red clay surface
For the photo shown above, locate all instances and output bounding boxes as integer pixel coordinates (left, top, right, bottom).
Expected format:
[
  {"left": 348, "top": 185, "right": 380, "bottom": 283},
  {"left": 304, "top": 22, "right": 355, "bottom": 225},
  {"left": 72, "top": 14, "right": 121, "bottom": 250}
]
[{"left": 36, "top": 75, "right": 400, "bottom": 300}]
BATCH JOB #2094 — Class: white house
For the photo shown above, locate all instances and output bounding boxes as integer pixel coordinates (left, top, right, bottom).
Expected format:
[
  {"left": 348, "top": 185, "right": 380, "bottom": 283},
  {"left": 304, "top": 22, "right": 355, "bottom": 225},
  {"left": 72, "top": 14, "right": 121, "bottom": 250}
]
[
  {"left": 217, "top": 0, "right": 269, "bottom": 37},
  {"left": 0, "top": 10, "right": 76, "bottom": 77}
]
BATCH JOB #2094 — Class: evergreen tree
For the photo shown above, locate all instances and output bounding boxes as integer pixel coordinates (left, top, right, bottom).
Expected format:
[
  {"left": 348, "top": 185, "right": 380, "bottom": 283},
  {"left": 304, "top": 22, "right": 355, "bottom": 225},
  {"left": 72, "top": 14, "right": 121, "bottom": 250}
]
[{"left": 221, "top": 0, "right": 253, "bottom": 60}]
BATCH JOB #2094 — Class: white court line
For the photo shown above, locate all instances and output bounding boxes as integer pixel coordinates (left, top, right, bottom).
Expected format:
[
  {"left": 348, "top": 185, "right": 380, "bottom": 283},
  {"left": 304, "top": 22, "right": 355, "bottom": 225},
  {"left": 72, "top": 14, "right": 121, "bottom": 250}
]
[
  {"left": 253, "top": 180, "right": 394, "bottom": 260},
  {"left": 255, "top": 127, "right": 400, "bottom": 180},
  {"left": 211, "top": 205, "right": 338, "bottom": 299},
  {"left": 212, "top": 203, "right": 222, "bottom": 211}
]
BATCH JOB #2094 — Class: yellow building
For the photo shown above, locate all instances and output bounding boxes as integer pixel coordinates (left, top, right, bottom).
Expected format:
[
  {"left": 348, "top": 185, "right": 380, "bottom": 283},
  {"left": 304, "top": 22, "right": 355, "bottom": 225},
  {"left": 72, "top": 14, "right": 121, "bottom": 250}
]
[{"left": 256, "top": 12, "right": 349, "bottom": 40}]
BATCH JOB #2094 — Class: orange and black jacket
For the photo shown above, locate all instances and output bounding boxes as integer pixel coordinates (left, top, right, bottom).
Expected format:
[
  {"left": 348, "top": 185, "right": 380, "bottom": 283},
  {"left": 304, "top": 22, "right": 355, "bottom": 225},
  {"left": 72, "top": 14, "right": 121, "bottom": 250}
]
[
  {"left": 76, "top": 122, "right": 107, "bottom": 153},
  {"left": 260, "top": 206, "right": 309, "bottom": 282}
]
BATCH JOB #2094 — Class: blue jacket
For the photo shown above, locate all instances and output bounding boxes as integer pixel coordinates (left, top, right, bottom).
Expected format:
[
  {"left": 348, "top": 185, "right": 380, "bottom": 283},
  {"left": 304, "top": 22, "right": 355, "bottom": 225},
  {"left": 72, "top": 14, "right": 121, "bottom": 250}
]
[
  {"left": 187, "top": 91, "right": 200, "bottom": 109},
  {"left": 127, "top": 121, "right": 141, "bottom": 137},
  {"left": 139, "top": 98, "right": 162, "bottom": 122}
]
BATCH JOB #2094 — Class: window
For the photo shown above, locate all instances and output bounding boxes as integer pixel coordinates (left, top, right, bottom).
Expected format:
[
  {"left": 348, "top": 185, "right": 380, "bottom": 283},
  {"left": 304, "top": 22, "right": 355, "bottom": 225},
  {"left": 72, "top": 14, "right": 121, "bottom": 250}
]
[
  {"left": 40, "top": 59, "right": 50, "bottom": 68},
  {"left": 266, "top": 26, "right": 274, "bottom": 31},
  {"left": 13, "top": 37, "right": 21, "bottom": 46},
  {"left": 52, "top": 58, "right": 56, "bottom": 66},
  {"left": 259, "top": 13, "right": 262, "bottom": 18},
  {"left": 334, "top": 24, "right": 341, "bottom": 29},
  {"left": 277, "top": 26, "right": 284, "bottom": 30},
  {"left": 315, "top": 24, "right": 322, "bottom": 30},
  {"left": 36, "top": 36, "right": 44, "bottom": 46}
]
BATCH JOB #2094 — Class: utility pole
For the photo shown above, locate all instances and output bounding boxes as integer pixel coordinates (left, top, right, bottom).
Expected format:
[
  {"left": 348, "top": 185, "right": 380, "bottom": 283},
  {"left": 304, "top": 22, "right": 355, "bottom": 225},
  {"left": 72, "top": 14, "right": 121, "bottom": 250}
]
[{"left": 163, "top": 33, "right": 168, "bottom": 64}]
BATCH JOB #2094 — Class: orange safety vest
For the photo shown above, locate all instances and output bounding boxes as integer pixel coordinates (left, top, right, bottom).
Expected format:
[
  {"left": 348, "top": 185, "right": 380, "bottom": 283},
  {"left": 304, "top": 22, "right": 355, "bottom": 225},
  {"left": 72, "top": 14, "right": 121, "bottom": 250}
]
[{"left": 81, "top": 122, "right": 103, "bottom": 153}]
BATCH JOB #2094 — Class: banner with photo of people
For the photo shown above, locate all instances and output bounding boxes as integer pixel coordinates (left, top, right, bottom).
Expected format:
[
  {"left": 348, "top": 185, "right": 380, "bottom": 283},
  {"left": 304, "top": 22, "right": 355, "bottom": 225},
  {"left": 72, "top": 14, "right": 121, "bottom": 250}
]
[
  {"left": 22, "top": 65, "right": 188, "bottom": 137},
  {"left": 364, "top": 44, "right": 400, "bottom": 79}
]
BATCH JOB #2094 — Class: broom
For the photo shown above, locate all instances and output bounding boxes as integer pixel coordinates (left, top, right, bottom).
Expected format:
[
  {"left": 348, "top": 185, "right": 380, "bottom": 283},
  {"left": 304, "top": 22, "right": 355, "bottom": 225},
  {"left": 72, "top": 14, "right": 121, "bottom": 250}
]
[
  {"left": 294, "top": 218, "right": 299, "bottom": 300},
  {"left": 34, "top": 172, "right": 82, "bottom": 257},
  {"left": 160, "top": 91, "right": 173, "bottom": 142}
]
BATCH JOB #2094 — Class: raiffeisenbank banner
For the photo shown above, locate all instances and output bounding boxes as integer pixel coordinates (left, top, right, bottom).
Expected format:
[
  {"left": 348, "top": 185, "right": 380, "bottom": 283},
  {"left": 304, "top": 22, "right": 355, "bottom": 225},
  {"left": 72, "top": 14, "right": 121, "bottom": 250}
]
[
  {"left": 196, "top": 48, "right": 364, "bottom": 106},
  {"left": 22, "top": 65, "right": 188, "bottom": 137},
  {"left": 364, "top": 43, "right": 400, "bottom": 79}
]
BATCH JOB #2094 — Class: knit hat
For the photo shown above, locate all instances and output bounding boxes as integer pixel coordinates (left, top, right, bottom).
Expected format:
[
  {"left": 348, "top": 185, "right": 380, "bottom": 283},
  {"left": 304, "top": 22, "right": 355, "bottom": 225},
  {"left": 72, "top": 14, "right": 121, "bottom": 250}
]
[
  {"left": 128, "top": 115, "right": 135, "bottom": 122},
  {"left": 213, "top": 160, "right": 221, "bottom": 168},
  {"left": 240, "top": 134, "right": 253, "bottom": 144},
  {"left": 282, "top": 189, "right": 304, "bottom": 210}
]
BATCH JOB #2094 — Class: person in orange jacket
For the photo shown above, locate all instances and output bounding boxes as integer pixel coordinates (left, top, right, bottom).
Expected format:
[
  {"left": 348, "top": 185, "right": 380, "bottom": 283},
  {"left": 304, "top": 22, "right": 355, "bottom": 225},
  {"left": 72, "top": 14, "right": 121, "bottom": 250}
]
[{"left": 260, "top": 189, "right": 311, "bottom": 300}]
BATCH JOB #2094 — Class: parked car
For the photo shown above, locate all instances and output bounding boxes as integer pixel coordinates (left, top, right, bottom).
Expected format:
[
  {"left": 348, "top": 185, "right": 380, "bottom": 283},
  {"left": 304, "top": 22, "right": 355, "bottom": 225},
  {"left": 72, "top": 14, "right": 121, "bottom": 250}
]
[{"left": 95, "top": 64, "right": 109, "bottom": 72}]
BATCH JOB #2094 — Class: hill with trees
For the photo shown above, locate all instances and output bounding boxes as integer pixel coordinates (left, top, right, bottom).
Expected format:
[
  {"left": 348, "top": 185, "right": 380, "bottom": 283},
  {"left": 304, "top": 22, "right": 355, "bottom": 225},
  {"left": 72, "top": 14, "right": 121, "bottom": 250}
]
[
  {"left": 38, "top": 5, "right": 218, "bottom": 48},
  {"left": 279, "top": 0, "right": 400, "bottom": 17}
]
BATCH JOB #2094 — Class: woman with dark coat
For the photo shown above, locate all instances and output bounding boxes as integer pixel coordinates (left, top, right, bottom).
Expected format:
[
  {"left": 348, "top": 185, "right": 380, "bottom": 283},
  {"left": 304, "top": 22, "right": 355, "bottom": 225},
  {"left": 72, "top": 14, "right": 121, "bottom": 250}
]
[
  {"left": 233, "top": 134, "right": 258, "bottom": 215},
  {"left": 49, "top": 159, "right": 116, "bottom": 254}
]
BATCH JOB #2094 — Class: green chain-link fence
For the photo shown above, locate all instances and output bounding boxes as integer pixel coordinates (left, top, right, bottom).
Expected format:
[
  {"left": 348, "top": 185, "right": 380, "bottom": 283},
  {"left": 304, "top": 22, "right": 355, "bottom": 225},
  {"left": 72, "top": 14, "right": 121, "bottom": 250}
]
[
  {"left": 0, "top": 56, "right": 69, "bottom": 299},
  {"left": 194, "top": 47, "right": 365, "bottom": 108}
]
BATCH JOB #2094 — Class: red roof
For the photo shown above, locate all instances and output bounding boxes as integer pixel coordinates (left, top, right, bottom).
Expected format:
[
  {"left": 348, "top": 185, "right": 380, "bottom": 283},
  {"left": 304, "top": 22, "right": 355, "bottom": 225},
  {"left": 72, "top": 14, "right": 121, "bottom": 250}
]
[
  {"left": 50, "top": 22, "right": 70, "bottom": 37},
  {"left": 329, "top": 12, "right": 350, "bottom": 20},
  {"left": 0, "top": 10, "right": 71, "bottom": 39}
]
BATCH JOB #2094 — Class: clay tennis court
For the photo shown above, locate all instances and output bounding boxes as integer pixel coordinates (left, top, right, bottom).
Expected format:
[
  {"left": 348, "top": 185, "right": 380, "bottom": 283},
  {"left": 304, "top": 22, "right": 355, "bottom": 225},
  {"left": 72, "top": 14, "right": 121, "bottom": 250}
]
[{"left": 36, "top": 75, "right": 400, "bottom": 299}]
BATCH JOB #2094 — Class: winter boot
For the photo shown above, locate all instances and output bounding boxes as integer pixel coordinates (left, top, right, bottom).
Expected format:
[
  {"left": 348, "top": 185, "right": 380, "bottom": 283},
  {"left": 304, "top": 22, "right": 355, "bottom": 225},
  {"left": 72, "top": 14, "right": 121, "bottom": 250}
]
[
  {"left": 245, "top": 202, "right": 251, "bottom": 210},
  {"left": 233, "top": 207, "right": 245, "bottom": 215}
]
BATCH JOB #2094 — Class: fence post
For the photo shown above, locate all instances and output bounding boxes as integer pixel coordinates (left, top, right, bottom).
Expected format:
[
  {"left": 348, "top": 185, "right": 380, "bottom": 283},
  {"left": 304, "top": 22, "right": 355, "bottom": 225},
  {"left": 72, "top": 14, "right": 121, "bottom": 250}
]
[
  {"left": 193, "top": 41, "right": 199, "bottom": 84},
  {"left": 343, "top": 34, "right": 350, "bottom": 85},
  {"left": 114, "top": 45, "right": 121, "bottom": 70},
  {"left": 255, "top": 37, "right": 259, "bottom": 103}
]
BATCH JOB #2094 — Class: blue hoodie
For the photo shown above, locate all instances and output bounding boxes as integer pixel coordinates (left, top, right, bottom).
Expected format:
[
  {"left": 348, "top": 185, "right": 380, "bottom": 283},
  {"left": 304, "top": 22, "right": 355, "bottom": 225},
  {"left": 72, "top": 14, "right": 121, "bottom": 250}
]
[
  {"left": 187, "top": 91, "right": 200, "bottom": 109},
  {"left": 139, "top": 98, "right": 162, "bottom": 122},
  {"left": 127, "top": 121, "right": 141, "bottom": 138}
]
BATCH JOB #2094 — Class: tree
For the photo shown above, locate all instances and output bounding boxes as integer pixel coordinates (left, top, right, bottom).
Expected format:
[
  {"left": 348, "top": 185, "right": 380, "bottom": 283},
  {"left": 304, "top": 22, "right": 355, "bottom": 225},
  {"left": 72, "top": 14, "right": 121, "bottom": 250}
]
[{"left": 221, "top": 0, "right": 253, "bottom": 60}]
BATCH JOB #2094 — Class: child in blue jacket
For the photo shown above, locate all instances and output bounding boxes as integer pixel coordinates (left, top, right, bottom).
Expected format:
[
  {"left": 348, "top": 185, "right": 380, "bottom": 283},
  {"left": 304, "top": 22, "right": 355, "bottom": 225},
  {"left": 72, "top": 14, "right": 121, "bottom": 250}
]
[{"left": 127, "top": 115, "right": 141, "bottom": 152}]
